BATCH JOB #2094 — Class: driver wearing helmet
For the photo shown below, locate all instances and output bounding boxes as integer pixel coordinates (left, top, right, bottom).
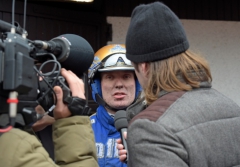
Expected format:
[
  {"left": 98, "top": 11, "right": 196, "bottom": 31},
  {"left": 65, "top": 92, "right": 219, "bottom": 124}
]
[{"left": 88, "top": 44, "right": 141, "bottom": 167}]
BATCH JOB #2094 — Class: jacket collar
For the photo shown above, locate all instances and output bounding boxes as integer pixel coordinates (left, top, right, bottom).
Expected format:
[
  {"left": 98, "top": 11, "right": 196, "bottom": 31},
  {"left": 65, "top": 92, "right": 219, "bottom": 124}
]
[
  {"left": 126, "top": 71, "right": 212, "bottom": 122},
  {"left": 96, "top": 105, "right": 117, "bottom": 134}
]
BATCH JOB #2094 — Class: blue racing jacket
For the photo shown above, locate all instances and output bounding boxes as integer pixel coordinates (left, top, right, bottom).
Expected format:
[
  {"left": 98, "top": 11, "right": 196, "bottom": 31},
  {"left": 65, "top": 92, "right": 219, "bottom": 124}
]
[{"left": 90, "top": 105, "right": 127, "bottom": 167}]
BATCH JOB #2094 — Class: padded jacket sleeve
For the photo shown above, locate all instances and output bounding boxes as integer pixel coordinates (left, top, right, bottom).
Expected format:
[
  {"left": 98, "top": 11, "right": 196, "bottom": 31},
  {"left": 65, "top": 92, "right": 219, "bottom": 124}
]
[{"left": 0, "top": 116, "right": 98, "bottom": 167}]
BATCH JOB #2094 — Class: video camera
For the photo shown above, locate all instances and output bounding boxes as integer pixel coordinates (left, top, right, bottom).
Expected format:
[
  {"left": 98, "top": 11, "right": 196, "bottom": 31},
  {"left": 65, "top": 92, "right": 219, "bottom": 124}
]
[{"left": 0, "top": 19, "right": 94, "bottom": 129}]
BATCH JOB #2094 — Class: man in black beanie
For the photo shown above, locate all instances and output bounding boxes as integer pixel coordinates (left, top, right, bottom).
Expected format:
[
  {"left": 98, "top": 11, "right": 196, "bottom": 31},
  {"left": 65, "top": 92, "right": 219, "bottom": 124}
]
[{"left": 117, "top": 2, "right": 240, "bottom": 167}]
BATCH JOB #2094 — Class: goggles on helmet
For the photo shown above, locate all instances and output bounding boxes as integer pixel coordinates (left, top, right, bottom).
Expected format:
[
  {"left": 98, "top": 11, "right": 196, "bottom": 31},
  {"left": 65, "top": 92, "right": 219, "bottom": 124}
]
[{"left": 98, "top": 53, "right": 134, "bottom": 72}]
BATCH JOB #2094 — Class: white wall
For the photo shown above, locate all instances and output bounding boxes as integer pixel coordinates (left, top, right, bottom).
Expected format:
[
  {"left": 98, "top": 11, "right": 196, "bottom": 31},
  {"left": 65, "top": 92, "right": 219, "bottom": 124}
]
[{"left": 107, "top": 17, "right": 240, "bottom": 106}]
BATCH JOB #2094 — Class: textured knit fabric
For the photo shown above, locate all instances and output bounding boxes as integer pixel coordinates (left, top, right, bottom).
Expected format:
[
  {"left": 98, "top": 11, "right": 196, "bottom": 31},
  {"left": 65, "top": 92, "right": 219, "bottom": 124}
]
[
  {"left": 126, "top": 84, "right": 240, "bottom": 167},
  {"left": 126, "top": 2, "right": 189, "bottom": 63},
  {"left": 0, "top": 116, "right": 98, "bottom": 167},
  {"left": 90, "top": 105, "right": 127, "bottom": 167}
]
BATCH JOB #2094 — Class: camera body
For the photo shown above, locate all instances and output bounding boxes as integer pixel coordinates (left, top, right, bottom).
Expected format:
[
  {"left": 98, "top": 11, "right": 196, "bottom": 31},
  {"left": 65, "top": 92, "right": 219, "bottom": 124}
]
[
  {"left": 0, "top": 18, "right": 95, "bottom": 128},
  {"left": 0, "top": 31, "right": 70, "bottom": 128}
]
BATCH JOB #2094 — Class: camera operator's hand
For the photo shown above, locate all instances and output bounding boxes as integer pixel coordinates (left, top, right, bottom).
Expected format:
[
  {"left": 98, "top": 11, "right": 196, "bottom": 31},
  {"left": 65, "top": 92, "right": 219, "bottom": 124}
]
[
  {"left": 53, "top": 68, "right": 86, "bottom": 120},
  {"left": 32, "top": 105, "right": 55, "bottom": 132}
]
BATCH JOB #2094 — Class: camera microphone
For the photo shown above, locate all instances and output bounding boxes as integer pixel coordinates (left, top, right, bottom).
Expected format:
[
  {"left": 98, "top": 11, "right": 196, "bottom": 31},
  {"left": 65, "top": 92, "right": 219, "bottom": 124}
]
[
  {"left": 114, "top": 110, "right": 128, "bottom": 163},
  {"left": 33, "top": 34, "right": 94, "bottom": 78}
]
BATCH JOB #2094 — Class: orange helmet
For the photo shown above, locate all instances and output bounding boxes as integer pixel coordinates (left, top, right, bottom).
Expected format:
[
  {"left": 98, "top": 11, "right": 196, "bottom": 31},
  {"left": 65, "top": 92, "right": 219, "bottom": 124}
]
[{"left": 88, "top": 44, "right": 134, "bottom": 78}]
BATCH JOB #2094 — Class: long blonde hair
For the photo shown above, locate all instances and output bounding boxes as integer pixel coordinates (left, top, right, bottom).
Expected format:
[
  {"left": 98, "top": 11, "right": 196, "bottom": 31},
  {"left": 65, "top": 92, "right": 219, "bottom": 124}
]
[{"left": 144, "top": 50, "right": 212, "bottom": 105}]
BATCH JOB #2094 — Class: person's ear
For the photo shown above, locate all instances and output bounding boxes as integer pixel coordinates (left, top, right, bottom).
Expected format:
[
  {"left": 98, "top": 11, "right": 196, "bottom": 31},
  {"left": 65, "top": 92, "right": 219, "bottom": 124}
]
[{"left": 139, "top": 62, "right": 149, "bottom": 77}]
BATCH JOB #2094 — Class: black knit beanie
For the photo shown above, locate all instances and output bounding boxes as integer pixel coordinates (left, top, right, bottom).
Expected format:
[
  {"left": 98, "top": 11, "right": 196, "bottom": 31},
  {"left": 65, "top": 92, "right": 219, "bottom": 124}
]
[{"left": 126, "top": 2, "right": 189, "bottom": 63}]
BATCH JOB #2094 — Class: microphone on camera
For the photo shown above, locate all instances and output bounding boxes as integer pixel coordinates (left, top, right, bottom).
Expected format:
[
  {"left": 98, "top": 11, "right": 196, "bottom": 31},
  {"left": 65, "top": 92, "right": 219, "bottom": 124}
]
[
  {"left": 114, "top": 110, "right": 128, "bottom": 163},
  {"left": 33, "top": 34, "right": 94, "bottom": 78}
]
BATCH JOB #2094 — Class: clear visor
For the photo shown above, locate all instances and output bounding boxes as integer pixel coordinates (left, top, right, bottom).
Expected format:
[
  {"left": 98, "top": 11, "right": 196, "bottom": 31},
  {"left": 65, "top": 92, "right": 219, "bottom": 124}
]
[{"left": 98, "top": 53, "right": 134, "bottom": 72}]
